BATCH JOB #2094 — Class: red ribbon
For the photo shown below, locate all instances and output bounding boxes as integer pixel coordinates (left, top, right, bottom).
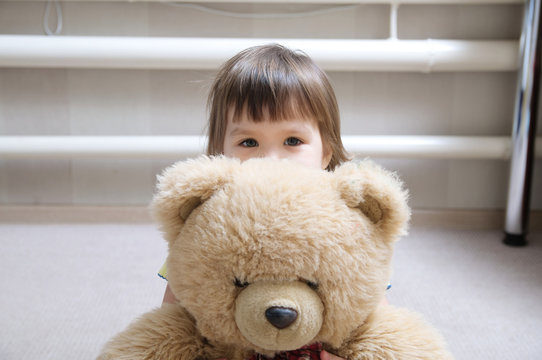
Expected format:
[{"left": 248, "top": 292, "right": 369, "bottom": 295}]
[{"left": 248, "top": 343, "right": 323, "bottom": 360}]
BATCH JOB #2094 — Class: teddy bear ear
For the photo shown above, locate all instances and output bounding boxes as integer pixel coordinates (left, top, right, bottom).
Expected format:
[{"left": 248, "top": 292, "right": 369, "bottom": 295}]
[
  {"left": 333, "top": 160, "right": 411, "bottom": 241},
  {"left": 151, "top": 155, "right": 238, "bottom": 245}
]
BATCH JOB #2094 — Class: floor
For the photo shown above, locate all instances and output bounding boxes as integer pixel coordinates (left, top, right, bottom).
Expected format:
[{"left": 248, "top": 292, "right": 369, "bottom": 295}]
[{"left": 1, "top": 219, "right": 541, "bottom": 360}]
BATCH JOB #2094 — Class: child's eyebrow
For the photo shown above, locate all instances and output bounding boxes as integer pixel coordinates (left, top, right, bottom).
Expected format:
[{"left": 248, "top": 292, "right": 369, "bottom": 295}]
[
  {"left": 227, "top": 126, "right": 254, "bottom": 137},
  {"left": 279, "top": 122, "right": 316, "bottom": 134}
]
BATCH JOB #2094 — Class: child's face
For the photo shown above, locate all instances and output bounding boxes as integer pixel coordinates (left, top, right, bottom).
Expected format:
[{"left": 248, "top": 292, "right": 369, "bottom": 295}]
[{"left": 223, "top": 111, "right": 331, "bottom": 170}]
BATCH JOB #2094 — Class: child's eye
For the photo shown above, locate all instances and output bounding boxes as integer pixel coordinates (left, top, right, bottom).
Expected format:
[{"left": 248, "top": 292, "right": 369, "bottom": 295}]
[
  {"left": 240, "top": 139, "right": 258, "bottom": 147},
  {"left": 284, "top": 137, "right": 302, "bottom": 146}
]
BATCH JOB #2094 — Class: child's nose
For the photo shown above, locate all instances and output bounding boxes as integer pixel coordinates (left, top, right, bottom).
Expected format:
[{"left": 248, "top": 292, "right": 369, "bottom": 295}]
[
  {"left": 260, "top": 146, "right": 282, "bottom": 160},
  {"left": 263, "top": 153, "right": 281, "bottom": 160}
]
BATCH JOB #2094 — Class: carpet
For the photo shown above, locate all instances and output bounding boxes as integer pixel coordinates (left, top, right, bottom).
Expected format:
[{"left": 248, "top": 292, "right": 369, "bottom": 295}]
[{"left": 1, "top": 223, "right": 540, "bottom": 359}]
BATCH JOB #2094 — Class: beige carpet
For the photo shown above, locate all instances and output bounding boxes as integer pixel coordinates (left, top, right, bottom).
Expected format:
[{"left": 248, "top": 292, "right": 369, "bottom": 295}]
[{"left": 1, "top": 222, "right": 541, "bottom": 360}]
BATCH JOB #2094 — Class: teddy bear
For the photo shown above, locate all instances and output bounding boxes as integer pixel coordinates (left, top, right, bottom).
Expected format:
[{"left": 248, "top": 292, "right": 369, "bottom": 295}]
[{"left": 98, "top": 156, "right": 453, "bottom": 360}]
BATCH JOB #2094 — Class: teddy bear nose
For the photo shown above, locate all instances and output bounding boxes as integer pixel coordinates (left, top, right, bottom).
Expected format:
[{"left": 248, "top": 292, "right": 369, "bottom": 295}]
[{"left": 265, "top": 306, "right": 298, "bottom": 329}]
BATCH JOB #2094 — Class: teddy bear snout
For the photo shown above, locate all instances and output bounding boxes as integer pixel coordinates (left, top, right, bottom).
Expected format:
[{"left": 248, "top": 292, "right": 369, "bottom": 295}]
[
  {"left": 234, "top": 281, "right": 324, "bottom": 351},
  {"left": 265, "top": 306, "right": 298, "bottom": 329}
]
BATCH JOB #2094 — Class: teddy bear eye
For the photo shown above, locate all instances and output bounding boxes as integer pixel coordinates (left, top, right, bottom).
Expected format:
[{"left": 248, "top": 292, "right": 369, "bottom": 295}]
[
  {"left": 306, "top": 281, "right": 319, "bottom": 290},
  {"left": 233, "top": 278, "right": 249, "bottom": 288}
]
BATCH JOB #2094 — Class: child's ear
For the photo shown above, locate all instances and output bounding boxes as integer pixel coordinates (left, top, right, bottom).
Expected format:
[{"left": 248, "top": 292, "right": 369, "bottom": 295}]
[
  {"left": 151, "top": 155, "right": 238, "bottom": 246},
  {"left": 321, "top": 144, "right": 333, "bottom": 170},
  {"left": 333, "top": 160, "right": 411, "bottom": 241}
]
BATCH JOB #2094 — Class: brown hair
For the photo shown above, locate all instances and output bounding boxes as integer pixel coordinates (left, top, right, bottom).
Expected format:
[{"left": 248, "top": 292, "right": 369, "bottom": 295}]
[{"left": 206, "top": 44, "right": 349, "bottom": 170}]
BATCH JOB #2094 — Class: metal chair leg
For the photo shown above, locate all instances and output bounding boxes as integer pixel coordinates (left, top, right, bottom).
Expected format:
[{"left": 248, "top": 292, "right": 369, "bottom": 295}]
[{"left": 504, "top": 0, "right": 541, "bottom": 246}]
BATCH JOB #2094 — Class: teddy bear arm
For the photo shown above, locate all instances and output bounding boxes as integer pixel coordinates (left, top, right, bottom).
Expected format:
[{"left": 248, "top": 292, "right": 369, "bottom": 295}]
[
  {"left": 98, "top": 304, "right": 227, "bottom": 360},
  {"left": 336, "top": 306, "right": 453, "bottom": 360}
]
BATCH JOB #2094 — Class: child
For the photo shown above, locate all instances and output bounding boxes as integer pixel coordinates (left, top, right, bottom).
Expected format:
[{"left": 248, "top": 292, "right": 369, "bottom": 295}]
[{"left": 160, "top": 43, "right": 350, "bottom": 360}]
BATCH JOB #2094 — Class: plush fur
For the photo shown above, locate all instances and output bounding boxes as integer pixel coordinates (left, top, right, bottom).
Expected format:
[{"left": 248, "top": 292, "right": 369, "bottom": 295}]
[{"left": 98, "top": 156, "right": 453, "bottom": 360}]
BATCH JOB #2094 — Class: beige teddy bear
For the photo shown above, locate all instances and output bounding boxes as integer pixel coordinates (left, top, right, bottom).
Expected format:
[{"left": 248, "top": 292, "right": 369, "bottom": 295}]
[{"left": 98, "top": 156, "right": 453, "bottom": 360}]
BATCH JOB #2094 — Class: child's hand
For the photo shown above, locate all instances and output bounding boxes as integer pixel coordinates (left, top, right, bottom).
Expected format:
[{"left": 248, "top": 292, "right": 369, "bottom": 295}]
[{"left": 320, "top": 350, "right": 345, "bottom": 360}]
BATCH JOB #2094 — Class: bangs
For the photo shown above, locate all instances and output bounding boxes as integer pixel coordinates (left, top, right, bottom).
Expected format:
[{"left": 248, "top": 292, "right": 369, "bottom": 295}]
[
  {"left": 216, "top": 45, "right": 327, "bottom": 124},
  {"left": 226, "top": 64, "right": 317, "bottom": 124}
]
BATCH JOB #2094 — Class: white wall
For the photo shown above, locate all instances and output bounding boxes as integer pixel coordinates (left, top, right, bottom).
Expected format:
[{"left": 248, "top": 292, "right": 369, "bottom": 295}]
[{"left": 0, "top": 1, "right": 540, "bottom": 210}]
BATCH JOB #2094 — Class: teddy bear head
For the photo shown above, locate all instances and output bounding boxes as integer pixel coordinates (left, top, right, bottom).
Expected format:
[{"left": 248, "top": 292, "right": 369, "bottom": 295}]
[{"left": 152, "top": 156, "right": 409, "bottom": 356}]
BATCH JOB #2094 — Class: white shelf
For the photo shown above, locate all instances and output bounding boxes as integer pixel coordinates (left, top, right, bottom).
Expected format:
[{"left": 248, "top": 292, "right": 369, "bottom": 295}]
[
  {"left": 6, "top": 0, "right": 526, "bottom": 4},
  {"left": 0, "top": 36, "right": 519, "bottom": 72},
  {"left": 1, "top": 135, "right": 541, "bottom": 160}
]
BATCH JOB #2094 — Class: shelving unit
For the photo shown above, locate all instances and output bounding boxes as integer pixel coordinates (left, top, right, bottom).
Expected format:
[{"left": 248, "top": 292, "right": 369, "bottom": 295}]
[{"left": 0, "top": 0, "right": 539, "bottom": 242}]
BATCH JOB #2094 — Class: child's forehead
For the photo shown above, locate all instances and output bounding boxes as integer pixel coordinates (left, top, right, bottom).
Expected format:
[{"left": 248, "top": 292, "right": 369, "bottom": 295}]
[
  {"left": 227, "top": 101, "right": 317, "bottom": 124},
  {"left": 227, "top": 106, "right": 317, "bottom": 128}
]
